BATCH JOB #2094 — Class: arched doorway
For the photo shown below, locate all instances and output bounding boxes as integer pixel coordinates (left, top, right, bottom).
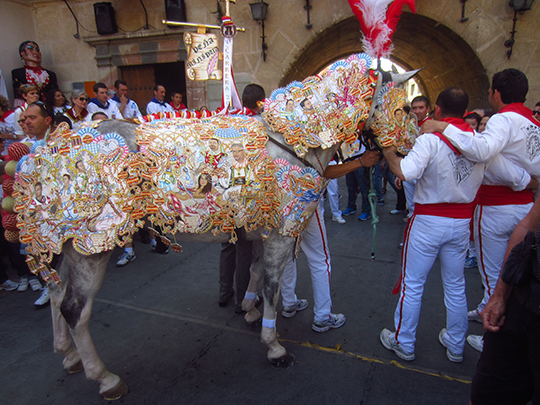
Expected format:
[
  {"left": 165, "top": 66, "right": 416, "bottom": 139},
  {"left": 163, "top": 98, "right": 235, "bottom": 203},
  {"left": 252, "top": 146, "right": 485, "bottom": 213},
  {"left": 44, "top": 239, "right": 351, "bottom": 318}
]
[{"left": 280, "top": 13, "right": 490, "bottom": 110}]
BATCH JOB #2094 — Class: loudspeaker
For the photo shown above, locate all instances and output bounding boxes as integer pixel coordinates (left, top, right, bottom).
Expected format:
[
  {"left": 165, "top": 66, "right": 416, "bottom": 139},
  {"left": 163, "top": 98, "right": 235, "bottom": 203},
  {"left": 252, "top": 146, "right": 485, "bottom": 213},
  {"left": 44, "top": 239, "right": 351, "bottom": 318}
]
[
  {"left": 165, "top": 0, "right": 187, "bottom": 23},
  {"left": 94, "top": 2, "right": 118, "bottom": 35}
]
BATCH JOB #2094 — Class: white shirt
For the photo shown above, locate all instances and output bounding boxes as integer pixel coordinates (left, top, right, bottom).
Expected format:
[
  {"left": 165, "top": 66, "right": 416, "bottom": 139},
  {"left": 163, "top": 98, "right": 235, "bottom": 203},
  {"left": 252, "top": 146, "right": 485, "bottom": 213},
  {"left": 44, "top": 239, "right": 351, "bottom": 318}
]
[
  {"left": 112, "top": 99, "right": 143, "bottom": 120},
  {"left": 87, "top": 100, "right": 124, "bottom": 119},
  {"left": 400, "top": 132, "right": 485, "bottom": 205},
  {"left": 146, "top": 100, "right": 174, "bottom": 115},
  {"left": 443, "top": 110, "right": 540, "bottom": 179}
]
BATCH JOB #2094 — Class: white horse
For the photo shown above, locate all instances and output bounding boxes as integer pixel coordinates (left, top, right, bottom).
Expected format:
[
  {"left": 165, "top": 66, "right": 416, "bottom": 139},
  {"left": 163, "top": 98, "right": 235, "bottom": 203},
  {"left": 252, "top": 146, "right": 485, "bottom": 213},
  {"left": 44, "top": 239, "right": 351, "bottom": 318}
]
[{"left": 20, "top": 62, "right": 417, "bottom": 400}]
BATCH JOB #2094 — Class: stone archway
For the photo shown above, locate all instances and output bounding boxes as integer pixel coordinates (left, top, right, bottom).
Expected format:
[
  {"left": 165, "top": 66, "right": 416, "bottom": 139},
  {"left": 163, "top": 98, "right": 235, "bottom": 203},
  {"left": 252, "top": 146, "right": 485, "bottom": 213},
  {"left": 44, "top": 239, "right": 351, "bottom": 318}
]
[{"left": 281, "top": 13, "right": 490, "bottom": 110}]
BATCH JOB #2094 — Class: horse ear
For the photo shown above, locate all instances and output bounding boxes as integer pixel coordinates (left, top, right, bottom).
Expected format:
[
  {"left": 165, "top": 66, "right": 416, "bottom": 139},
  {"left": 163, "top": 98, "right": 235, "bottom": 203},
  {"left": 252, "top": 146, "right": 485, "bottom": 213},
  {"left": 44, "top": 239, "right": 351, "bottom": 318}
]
[{"left": 389, "top": 68, "right": 423, "bottom": 86}]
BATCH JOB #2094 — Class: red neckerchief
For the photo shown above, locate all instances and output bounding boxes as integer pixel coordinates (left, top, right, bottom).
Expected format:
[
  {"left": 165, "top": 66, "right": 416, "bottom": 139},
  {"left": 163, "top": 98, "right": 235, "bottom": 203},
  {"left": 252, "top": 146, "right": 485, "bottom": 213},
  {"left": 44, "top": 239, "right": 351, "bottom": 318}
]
[
  {"left": 433, "top": 117, "right": 474, "bottom": 156},
  {"left": 66, "top": 108, "right": 89, "bottom": 121},
  {"left": 1, "top": 110, "right": 14, "bottom": 122},
  {"left": 418, "top": 116, "right": 431, "bottom": 127},
  {"left": 499, "top": 103, "right": 540, "bottom": 126}
]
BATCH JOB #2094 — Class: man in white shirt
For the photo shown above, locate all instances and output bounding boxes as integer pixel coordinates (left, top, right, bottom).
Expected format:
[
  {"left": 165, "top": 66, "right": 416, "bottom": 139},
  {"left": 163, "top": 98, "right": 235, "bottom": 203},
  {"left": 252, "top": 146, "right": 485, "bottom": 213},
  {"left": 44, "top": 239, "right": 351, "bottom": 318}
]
[
  {"left": 146, "top": 84, "right": 174, "bottom": 115},
  {"left": 87, "top": 82, "right": 123, "bottom": 119},
  {"left": 111, "top": 79, "right": 142, "bottom": 121}
]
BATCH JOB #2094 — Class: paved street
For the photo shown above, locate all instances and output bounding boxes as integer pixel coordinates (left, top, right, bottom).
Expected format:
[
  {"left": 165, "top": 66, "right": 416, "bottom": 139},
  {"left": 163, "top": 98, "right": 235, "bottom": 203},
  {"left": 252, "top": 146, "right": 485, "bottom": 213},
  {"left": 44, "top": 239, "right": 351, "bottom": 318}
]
[{"left": 1, "top": 178, "right": 486, "bottom": 404}]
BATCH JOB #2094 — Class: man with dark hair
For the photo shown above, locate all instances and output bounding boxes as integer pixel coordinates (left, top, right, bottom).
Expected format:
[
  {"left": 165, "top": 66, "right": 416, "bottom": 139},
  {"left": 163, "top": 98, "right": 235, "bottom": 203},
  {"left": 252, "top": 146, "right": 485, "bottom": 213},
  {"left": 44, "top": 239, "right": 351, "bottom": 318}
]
[
  {"left": 111, "top": 79, "right": 142, "bottom": 120},
  {"left": 87, "top": 82, "right": 123, "bottom": 119},
  {"left": 379, "top": 87, "right": 486, "bottom": 363},
  {"left": 411, "top": 95, "right": 430, "bottom": 126},
  {"left": 241, "top": 84, "right": 265, "bottom": 112},
  {"left": 146, "top": 84, "right": 174, "bottom": 115},
  {"left": 464, "top": 112, "right": 482, "bottom": 131},
  {"left": 24, "top": 101, "right": 52, "bottom": 141},
  {"left": 423, "top": 70, "right": 540, "bottom": 403}
]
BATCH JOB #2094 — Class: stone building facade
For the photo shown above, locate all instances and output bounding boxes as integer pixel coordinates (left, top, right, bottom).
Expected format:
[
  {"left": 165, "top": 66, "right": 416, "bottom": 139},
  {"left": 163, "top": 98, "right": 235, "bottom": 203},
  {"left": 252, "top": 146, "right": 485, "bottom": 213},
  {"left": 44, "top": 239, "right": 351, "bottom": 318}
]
[{"left": 1, "top": 0, "right": 539, "bottom": 112}]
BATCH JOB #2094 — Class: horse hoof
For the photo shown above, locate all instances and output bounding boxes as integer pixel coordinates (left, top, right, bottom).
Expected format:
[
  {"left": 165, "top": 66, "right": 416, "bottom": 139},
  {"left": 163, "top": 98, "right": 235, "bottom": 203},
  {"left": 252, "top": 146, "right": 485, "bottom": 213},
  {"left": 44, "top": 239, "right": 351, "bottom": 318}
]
[
  {"left": 244, "top": 317, "right": 262, "bottom": 331},
  {"left": 270, "top": 353, "right": 296, "bottom": 369},
  {"left": 102, "top": 379, "right": 129, "bottom": 400},
  {"left": 66, "top": 360, "right": 84, "bottom": 374}
]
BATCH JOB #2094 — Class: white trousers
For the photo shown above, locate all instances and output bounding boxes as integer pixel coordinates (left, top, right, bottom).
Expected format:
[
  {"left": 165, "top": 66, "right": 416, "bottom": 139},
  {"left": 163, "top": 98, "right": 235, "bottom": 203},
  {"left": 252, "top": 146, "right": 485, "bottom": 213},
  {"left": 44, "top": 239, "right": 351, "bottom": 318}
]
[
  {"left": 473, "top": 203, "right": 532, "bottom": 312},
  {"left": 326, "top": 161, "right": 341, "bottom": 218},
  {"left": 281, "top": 205, "right": 332, "bottom": 322},
  {"left": 395, "top": 214, "right": 469, "bottom": 354}
]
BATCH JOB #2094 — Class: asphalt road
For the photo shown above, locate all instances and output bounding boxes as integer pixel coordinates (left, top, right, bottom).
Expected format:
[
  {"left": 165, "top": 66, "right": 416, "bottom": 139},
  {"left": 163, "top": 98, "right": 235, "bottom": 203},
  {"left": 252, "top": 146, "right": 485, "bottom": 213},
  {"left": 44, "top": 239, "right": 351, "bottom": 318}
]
[{"left": 1, "top": 177, "right": 486, "bottom": 404}]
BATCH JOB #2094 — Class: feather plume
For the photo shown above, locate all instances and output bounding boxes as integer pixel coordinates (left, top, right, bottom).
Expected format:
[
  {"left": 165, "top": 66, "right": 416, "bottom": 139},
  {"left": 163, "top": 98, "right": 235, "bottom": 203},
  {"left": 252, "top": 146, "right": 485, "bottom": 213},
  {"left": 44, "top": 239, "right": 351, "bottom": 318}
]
[{"left": 348, "top": 0, "right": 416, "bottom": 59}]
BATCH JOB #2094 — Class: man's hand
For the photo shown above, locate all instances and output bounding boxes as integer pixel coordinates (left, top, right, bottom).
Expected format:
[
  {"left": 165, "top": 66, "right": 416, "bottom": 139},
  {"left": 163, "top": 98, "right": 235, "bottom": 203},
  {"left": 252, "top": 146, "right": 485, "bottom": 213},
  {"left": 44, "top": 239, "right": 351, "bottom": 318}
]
[
  {"left": 420, "top": 119, "right": 448, "bottom": 135},
  {"left": 526, "top": 177, "right": 539, "bottom": 194},
  {"left": 394, "top": 177, "right": 402, "bottom": 190},
  {"left": 481, "top": 294, "right": 507, "bottom": 332},
  {"left": 360, "top": 150, "right": 379, "bottom": 168}
]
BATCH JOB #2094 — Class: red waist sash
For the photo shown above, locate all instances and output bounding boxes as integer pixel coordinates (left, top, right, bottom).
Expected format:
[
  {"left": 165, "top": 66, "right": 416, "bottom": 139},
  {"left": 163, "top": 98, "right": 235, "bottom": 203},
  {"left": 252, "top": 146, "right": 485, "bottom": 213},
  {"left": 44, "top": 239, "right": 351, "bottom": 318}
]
[
  {"left": 476, "top": 185, "right": 533, "bottom": 206},
  {"left": 415, "top": 202, "right": 475, "bottom": 218}
]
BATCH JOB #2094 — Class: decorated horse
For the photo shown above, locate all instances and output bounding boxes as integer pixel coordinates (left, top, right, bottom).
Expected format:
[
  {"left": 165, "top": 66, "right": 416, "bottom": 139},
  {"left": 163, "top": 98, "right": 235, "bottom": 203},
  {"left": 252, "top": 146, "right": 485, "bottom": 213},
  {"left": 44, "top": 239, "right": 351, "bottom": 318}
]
[{"left": 11, "top": 52, "right": 419, "bottom": 399}]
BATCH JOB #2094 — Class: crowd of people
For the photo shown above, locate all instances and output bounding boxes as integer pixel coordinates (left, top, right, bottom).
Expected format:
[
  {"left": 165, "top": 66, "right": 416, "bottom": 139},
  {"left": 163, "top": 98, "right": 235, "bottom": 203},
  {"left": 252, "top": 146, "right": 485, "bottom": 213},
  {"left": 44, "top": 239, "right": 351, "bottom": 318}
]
[{"left": 1, "top": 39, "right": 540, "bottom": 404}]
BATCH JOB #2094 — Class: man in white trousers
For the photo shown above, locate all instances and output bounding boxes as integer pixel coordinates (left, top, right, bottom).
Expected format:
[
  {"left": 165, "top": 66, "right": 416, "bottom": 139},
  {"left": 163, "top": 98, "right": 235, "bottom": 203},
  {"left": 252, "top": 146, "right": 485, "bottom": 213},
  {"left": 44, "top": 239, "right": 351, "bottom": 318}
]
[{"left": 380, "top": 87, "right": 486, "bottom": 363}]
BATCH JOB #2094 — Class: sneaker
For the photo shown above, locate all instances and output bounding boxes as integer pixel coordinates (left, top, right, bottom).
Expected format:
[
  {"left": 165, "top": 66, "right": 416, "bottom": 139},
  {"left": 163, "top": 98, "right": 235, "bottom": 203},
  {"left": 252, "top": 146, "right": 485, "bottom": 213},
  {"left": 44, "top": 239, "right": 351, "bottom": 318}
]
[
  {"left": 358, "top": 212, "right": 371, "bottom": 221},
  {"left": 34, "top": 287, "right": 50, "bottom": 306},
  {"left": 29, "top": 278, "right": 42, "bottom": 292},
  {"left": 466, "top": 334, "right": 484, "bottom": 352},
  {"left": 390, "top": 209, "right": 406, "bottom": 215},
  {"left": 282, "top": 299, "right": 309, "bottom": 318},
  {"left": 468, "top": 309, "right": 482, "bottom": 323},
  {"left": 438, "top": 328, "right": 463, "bottom": 363},
  {"left": 312, "top": 313, "right": 346, "bottom": 332},
  {"left": 377, "top": 199, "right": 385, "bottom": 206},
  {"left": 0, "top": 280, "right": 19, "bottom": 291},
  {"left": 17, "top": 276, "right": 29, "bottom": 292},
  {"left": 342, "top": 208, "right": 357, "bottom": 216},
  {"left": 332, "top": 216, "right": 346, "bottom": 224},
  {"left": 379, "top": 328, "right": 416, "bottom": 361},
  {"left": 116, "top": 252, "right": 136, "bottom": 267},
  {"left": 464, "top": 257, "right": 477, "bottom": 268}
]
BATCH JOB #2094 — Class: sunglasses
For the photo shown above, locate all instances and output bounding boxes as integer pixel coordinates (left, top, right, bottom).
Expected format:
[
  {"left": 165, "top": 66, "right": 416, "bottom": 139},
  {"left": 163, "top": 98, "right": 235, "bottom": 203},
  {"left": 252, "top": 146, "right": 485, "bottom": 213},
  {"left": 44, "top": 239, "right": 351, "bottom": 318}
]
[
  {"left": 31, "top": 101, "right": 51, "bottom": 117},
  {"left": 79, "top": 97, "right": 89, "bottom": 102},
  {"left": 26, "top": 44, "right": 40, "bottom": 52}
]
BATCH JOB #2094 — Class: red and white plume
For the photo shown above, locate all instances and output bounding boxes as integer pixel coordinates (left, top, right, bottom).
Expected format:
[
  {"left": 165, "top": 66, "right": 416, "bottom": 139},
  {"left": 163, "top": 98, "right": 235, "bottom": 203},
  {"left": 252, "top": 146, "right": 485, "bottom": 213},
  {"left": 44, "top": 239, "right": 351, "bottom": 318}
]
[{"left": 348, "top": 0, "right": 416, "bottom": 59}]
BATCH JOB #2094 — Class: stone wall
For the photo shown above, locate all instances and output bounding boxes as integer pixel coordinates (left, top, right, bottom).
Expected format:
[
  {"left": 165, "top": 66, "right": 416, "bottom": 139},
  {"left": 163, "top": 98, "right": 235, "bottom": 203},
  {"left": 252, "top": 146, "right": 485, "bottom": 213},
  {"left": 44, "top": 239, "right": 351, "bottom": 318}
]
[{"left": 1, "top": 0, "right": 539, "bottom": 109}]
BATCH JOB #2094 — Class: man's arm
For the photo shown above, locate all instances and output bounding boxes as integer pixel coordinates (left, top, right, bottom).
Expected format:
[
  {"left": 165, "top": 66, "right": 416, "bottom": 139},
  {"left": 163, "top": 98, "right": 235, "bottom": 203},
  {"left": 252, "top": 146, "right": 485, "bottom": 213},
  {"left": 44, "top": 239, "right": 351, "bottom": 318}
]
[
  {"left": 323, "top": 150, "right": 379, "bottom": 179},
  {"left": 382, "top": 146, "right": 405, "bottom": 181},
  {"left": 482, "top": 197, "right": 540, "bottom": 332}
]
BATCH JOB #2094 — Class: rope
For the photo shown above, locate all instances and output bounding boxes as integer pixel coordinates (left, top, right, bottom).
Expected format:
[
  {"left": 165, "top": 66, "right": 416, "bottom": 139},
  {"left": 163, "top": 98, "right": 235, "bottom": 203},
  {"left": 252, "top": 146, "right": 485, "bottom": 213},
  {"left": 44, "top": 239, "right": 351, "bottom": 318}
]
[{"left": 368, "top": 166, "right": 379, "bottom": 260}]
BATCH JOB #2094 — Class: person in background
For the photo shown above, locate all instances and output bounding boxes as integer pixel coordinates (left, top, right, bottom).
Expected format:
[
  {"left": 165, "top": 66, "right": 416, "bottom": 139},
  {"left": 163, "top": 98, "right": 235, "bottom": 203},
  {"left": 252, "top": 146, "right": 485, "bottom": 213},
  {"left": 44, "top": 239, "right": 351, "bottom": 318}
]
[
  {"left": 13, "top": 84, "right": 40, "bottom": 142},
  {"left": 64, "top": 90, "right": 90, "bottom": 131},
  {"left": 46, "top": 89, "right": 70, "bottom": 116},
  {"left": 111, "top": 79, "right": 143, "bottom": 121},
  {"left": 146, "top": 84, "right": 174, "bottom": 115},
  {"left": 87, "top": 82, "right": 123, "bottom": 119},
  {"left": 478, "top": 114, "right": 491, "bottom": 133},
  {"left": 0, "top": 95, "right": 16, "bottom": 155},
  {"left": 464, "top": 112, "right": 482, "bottom": 131},
  {"left": 170, "top": 91, "right": 187, "bottom": 111}
]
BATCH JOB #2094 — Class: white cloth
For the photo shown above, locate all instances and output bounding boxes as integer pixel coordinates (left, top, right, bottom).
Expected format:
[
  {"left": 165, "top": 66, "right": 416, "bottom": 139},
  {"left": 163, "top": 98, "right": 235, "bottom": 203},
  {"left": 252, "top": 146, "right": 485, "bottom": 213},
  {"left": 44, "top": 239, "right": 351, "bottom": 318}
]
[
  {"left": 400, "top": 132, "right": 485, "bottom": 204},
  {"left": 281, "top": 203, "right": 333, "bottom": 322},
  {"left": 112, "top": 99, "right": 142, "bottom": 120},
  {"left": 396, "top": 215, "right": 470, "bottom": 354},
  {"left": 393, "top": 129, "right": 486, "bottom": 355},
  {"left": 146, "top": 100, "right": 174, "bottom": 115},
  {"left": 326, "top": 161, "right": 341, "bottom": 218},
  {"left": 87, "top": 101, "right": 123, "bottom": 119}
]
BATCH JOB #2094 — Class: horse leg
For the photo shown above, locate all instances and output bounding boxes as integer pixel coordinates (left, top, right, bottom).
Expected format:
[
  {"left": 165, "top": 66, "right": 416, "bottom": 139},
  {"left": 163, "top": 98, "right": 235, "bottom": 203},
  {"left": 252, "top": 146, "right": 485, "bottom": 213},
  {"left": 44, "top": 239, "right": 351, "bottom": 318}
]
[
  {"left": 260, "top": 233, "right": 296, "bottom": 368},
  {"left": 242, "top": 240, "right": 263, "bottom": 324},
  {"left": 61, "top": 243, "right": 128, "bottom": 400},
  {"left": 49, "top": 258, "right": 83, "bottom": 373}
]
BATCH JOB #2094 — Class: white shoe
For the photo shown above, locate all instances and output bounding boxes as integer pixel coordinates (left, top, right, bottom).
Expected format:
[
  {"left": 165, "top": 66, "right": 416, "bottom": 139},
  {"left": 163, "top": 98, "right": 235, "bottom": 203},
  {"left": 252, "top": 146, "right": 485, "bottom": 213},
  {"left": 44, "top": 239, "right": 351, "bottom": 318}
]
[
  {"left": 17, "top": 276, "right": 29, "bottom": 292},
  {"left": 0, "top": 279, "right": 19, "bottom": 291},
  {"left": 34, "top": 287, "right": 50, "bottom": 306},
  {"left": 29, "top": 278, "right": 42, "bottom": 291},
  {"left": 332, "top": 216, "right": 346, "bottom": 224},
  {"left": 116, "top": 252, "right": 136, "bottom": 266},
  {"left": 379, "top": 328, "right": 416, "bottom": 361},
  {"left": 467, "top": 334, "right": 484, "bottom": 352},
  {"left": 438, "top": 328, "right": 463, "bottom": 363},
  {"left": 468, "top": 309, "right": 482, "bottom": 323}
]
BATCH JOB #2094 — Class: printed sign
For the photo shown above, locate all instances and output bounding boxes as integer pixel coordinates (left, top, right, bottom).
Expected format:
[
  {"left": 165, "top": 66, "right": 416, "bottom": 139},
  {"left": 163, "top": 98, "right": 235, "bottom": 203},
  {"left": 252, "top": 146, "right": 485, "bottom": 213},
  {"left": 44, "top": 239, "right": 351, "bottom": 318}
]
[{"left": 184, "top": 33, "right": 222, "bottom": 81}]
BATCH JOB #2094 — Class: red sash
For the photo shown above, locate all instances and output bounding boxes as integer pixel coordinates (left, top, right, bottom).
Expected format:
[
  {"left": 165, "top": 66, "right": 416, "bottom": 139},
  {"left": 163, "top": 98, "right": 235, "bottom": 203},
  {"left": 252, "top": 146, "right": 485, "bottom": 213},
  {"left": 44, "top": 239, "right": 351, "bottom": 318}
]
[
  {"left": 415, "top": 202, "right": 476, "bottom": 219},
  {"left": 499, "top": 103, "right": 540, "bottom": 127},
  {"left": 476, "top": 185, "right": 533, "bottom": 206}
]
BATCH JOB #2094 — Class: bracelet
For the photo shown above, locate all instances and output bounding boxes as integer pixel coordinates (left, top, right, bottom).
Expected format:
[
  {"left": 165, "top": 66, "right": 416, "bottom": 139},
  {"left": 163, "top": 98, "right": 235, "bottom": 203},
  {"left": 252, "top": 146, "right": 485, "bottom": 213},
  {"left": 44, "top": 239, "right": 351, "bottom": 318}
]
[{"left": 358, "top": 156, "right": 363, "bottom": 167}]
